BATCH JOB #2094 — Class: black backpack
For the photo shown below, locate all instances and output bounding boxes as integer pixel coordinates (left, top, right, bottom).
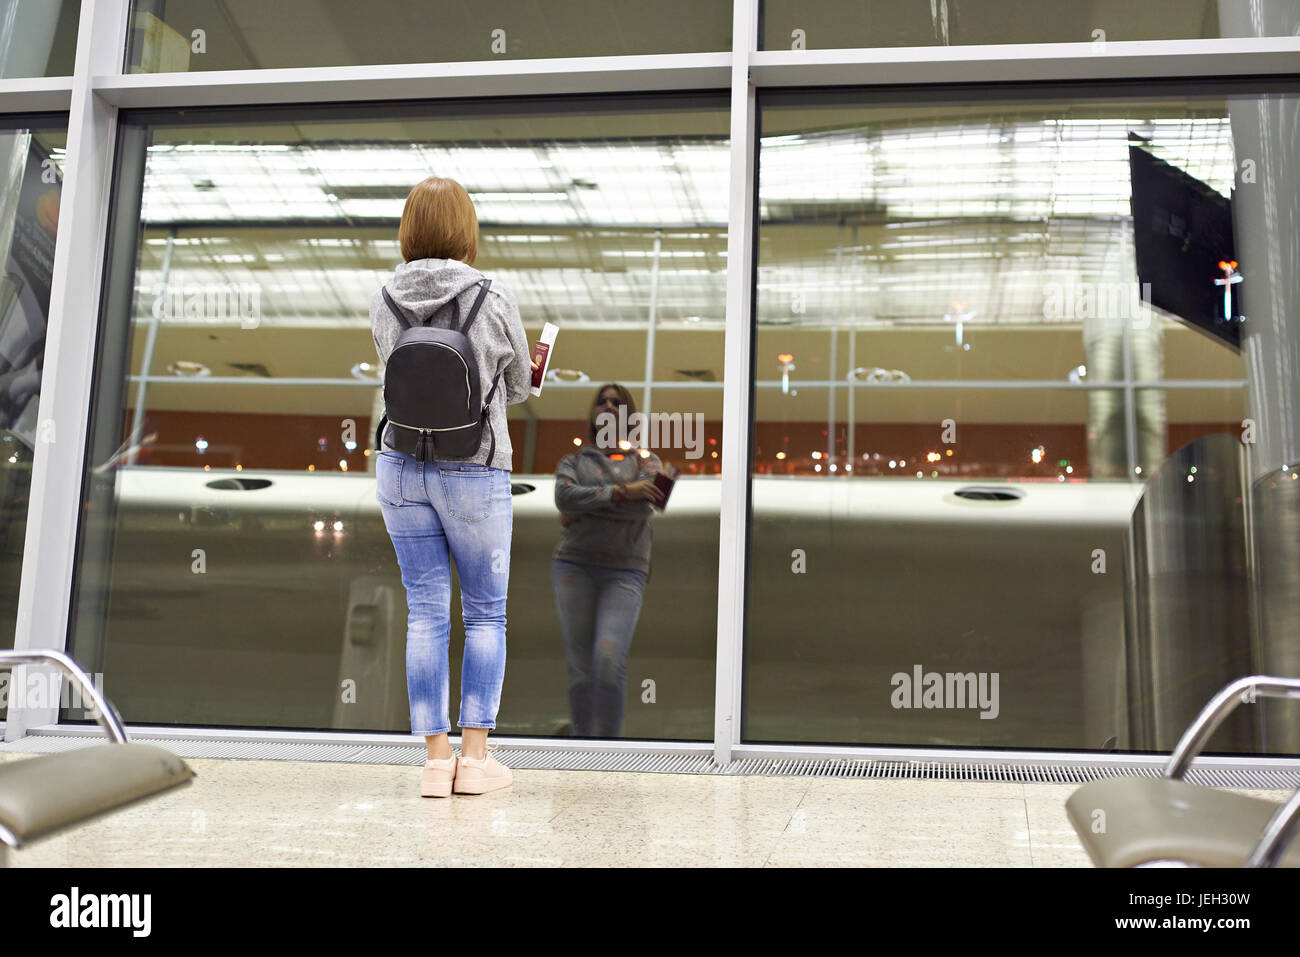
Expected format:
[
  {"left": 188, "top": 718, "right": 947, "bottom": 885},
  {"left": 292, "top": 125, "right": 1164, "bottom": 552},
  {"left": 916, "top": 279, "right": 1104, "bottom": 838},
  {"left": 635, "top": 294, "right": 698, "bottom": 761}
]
[{"left": 372, "top": 278, "right": 502, "bottom": 464}]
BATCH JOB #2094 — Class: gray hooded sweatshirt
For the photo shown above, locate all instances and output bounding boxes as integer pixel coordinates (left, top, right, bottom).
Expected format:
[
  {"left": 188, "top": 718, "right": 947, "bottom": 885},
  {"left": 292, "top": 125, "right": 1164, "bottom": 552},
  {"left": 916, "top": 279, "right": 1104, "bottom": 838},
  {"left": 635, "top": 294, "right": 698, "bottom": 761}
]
[
  {"left": 370, "top": 258, "right": 532, "bottom": 470},
  {"left": 553, "top": 445, "right": 665, "bottom": 575}
]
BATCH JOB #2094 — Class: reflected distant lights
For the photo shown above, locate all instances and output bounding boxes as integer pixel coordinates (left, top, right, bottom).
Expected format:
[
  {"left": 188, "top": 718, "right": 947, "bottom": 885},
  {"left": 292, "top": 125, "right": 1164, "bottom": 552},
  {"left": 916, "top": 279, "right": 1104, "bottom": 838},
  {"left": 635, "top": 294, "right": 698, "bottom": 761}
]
[
  {"left": 1031, "top": 445, "right": 1045, "bottom": 464},
  {"left": 313, "top": 520, "right": 325, "bottom": 531},
  {"left": 333, "top": 520, "right": 344, "bottom": 531},
  {"left": 777, "top": 353, "right": 795, "bottom": 394},
  {"left": 811, "top": 451, "right": 822, "bottom": 460},
  {"left": 775, "top": 451, "right": 787, "bottom": 461},
  {"left": 1214, "top": 260, "right": 1242, "bottom": 321},
  {"left": 572, "top": 437, "right": 582, "bottom": 446},
  {"left": 194, "top": 436, "right": 208, "bottom": 453},
  {"left": 344, "top": 440, "right": 357, "bottom": 451},
  {"left": 339, "top": 460, "right": 348, "bottom": 471},
  {"left": 813, "top": 463, "right": 821, "bottom": 472},
  {"left": 944, "top": 300, "right": 975, "bottom": 351}
]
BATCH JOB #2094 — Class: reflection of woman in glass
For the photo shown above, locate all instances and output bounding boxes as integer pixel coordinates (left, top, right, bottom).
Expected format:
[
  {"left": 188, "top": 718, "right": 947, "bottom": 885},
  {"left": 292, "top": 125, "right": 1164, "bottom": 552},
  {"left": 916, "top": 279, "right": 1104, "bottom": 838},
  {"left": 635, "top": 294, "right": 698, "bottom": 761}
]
[{"left": 553, "top": 383, "right": 665, "bottom": 737}]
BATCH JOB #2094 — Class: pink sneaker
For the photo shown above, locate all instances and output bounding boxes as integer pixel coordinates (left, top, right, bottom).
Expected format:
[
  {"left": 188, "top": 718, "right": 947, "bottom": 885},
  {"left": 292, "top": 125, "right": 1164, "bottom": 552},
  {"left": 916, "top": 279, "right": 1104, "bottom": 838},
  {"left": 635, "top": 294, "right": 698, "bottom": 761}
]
[
  {"left": 420, "top": 754, "right": 458, "bottom": 798},
  {"left": 453, "top": 740, "right": 513, "bottom": 795}
]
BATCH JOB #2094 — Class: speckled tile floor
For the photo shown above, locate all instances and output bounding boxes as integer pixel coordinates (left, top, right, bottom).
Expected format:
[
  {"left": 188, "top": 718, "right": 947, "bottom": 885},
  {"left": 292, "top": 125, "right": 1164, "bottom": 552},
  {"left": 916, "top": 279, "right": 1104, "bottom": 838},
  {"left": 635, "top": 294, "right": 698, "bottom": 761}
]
[{"left": 0, "top": 751, "right": 1291, "bottom": 867}]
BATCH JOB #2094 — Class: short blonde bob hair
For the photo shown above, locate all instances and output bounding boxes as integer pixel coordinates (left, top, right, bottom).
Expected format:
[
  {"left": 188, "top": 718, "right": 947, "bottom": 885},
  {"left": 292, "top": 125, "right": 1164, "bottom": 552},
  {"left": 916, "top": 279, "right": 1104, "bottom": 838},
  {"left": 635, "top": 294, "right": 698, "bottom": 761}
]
[{"left": 398, "top": 176, "right": 479, "bottom": 265}]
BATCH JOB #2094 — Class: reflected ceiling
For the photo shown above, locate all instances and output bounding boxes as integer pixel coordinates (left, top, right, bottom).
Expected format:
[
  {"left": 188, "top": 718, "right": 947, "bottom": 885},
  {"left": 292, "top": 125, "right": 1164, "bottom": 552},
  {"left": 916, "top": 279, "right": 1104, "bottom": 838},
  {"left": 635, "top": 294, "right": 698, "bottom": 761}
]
[{"left": 118, "top": 108, "right": 1237, "bottom": 334}]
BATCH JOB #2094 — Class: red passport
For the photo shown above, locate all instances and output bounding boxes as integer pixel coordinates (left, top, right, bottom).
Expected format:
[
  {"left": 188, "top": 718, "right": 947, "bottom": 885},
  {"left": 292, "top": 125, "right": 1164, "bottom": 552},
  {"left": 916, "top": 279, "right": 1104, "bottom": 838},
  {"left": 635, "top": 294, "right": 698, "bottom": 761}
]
[{"left": 651, "top": 462, "right": 679, "bottom": 511}]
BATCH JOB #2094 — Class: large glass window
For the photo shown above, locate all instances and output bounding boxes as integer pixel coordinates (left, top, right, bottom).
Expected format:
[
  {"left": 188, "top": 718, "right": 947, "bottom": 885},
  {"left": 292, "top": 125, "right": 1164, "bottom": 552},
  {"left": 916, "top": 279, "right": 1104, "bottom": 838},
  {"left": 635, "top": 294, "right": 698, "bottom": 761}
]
[
  {"left": 761, "top": 0, "right": 1299, "bottom": 50},
  {"left": 745, "top": 83, "right": 1297, "bottom": 755},
  {"left": 70, "top": 95, "right": 729, "bottom": 739},
  {"left": 0, "top": 1, "right": 80, "bottom": 78},
  {"left": 0, "top": 117, "right": 66, "bottom": 653},
  {"left": 127, "top": 0, "right": 733, "bottom": 73}
]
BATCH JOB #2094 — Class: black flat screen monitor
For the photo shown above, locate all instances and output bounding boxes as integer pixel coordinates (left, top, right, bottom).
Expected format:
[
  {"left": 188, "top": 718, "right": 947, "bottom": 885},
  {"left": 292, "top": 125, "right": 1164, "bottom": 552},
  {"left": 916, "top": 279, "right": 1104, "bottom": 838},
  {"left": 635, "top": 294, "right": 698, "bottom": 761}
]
[{"left": 1128, "top": 144, "right": 1241, "bottom": 350}]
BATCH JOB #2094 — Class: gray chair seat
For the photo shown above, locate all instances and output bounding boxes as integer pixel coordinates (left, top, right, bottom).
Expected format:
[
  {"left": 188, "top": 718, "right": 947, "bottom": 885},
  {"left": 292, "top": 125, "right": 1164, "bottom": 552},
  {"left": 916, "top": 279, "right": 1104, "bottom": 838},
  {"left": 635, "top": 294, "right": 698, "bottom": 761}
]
[
  {"left": 1066, "top": 777, "right": 1300, "bottom": 868},
  {"left": 0, "top": 743, "right": 195, "bottom": 848}
]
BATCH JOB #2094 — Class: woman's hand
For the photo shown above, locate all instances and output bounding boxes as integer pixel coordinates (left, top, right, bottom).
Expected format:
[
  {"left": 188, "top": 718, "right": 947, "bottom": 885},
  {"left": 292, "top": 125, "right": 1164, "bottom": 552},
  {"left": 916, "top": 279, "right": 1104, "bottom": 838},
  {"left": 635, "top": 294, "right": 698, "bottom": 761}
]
[
  {"left": 620, "top": 479, "right": 665, "bottom": 505},
  {"left": 530, "top": 358, "right": 540, "bottom": 371},
  {"left": 559, "top": 512, "right": 578, "bottom": 528}
]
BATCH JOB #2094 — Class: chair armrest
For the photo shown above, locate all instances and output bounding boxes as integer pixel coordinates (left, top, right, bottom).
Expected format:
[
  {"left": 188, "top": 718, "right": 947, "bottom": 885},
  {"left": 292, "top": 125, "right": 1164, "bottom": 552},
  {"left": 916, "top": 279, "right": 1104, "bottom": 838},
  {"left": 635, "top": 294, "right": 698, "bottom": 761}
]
[
  {"left": 0, "top": 650, "right": 127, "bottom": 743},
  {"left": 1246, "top": 788, "right": 1300, "bottom": 868},
  {"left": 1165, "top": 675, "right": 1300, "bottom": 780}
]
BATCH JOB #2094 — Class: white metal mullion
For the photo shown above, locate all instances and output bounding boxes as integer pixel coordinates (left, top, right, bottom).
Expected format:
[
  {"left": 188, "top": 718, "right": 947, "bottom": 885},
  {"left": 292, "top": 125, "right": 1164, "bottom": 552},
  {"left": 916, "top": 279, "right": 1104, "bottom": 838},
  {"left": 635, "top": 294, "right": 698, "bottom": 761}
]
[
  {"left": 5, "top": 0, "right": 131, "bottom": 742},
  {"left": 751, "top": 36, "right": 1300, "bottom": 86},
  {"left": 713, "top": 0, "right": 758, "bottom": 766},
  {"left": 0, "top": 76, "right": 74, "bottom": 112},
  {"left": 93, "top": 52, "right": 734, "bottom": 109}
]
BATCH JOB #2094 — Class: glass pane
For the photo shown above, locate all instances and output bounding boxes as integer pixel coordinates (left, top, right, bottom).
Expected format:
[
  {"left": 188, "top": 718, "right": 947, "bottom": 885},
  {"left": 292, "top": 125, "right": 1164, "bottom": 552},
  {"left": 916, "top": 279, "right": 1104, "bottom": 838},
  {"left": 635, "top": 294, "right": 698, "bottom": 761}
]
[
  {"left": 0, "top": 120, "right": 67, "bottom": 654},
  {"left": 761, "top": 0, "right": 1298, "bottom": 50},
  {"left": 746, "top": 388, "right": 1141, "bottom": 749},
  {"left": 127, "top": 0, "right": 733, "bottom": 73},
  {"left": 72, "top": 95, "right": 729, "bottom": 740},
  {"left": 747, "top": 84, "right": 1299, "bottom": 755},
  {"left": 0, "top": 1, "right": 80, "bottom": 78}
]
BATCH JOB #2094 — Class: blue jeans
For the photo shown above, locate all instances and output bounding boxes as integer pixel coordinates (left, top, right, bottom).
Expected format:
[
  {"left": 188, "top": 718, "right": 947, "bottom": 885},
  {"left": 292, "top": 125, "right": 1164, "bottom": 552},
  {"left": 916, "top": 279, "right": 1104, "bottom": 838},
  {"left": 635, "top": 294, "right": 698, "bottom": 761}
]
[
  {"left": 551, "top": 557, "right": 648, "bottom": 738},
  {"left": 376, "top": 452, "right": 512, "bottom": 735}
]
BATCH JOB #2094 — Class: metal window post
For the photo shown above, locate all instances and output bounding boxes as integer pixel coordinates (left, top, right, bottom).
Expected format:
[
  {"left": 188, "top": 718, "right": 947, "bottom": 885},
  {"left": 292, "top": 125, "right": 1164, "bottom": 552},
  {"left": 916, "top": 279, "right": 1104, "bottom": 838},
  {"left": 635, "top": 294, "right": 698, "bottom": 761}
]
[
  {"left": 6, "top": 0, "right": 131, "bottom": 742},
  {"left": 713, "top": 0, "right": 759, "bottom": 765}
]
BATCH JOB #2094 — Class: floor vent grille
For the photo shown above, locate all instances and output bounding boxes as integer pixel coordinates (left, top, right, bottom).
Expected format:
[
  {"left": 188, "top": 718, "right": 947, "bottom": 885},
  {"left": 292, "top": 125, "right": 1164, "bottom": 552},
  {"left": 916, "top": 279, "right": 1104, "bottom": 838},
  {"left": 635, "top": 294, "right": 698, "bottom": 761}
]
[{"left": 4, "top": 734, "right": 1298, "bottom": 790}]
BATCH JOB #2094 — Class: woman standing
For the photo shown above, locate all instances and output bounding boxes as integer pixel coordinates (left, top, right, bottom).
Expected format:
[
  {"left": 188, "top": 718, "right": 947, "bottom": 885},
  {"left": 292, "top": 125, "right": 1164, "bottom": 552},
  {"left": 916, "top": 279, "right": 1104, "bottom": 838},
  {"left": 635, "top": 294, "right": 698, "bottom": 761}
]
[
  {"left": 552, "top": 383, "right": 666, "bottom": 737},
  {"left": 370, "top": 176, "right": 534, "bottom": 797}
]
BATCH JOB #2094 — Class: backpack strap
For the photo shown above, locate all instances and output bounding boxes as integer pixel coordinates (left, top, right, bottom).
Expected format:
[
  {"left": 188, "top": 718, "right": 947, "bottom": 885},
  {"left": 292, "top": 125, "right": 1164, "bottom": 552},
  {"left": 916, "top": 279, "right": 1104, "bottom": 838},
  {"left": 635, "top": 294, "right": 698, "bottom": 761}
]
[
  {"left": 458, "top": 279, "right": 492, "bottom": 337},
  {"left": 380, "top": 286, "right": 414, "bottom": 330},
  {"left": 374, "top": 412, "right": 388, "bottom": 452},
  {"left": 481, "top": 368, "right": 503, "bottom": 466}
]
